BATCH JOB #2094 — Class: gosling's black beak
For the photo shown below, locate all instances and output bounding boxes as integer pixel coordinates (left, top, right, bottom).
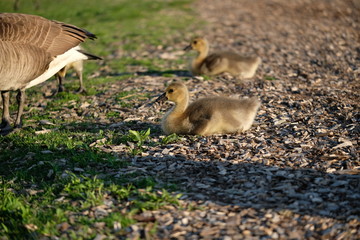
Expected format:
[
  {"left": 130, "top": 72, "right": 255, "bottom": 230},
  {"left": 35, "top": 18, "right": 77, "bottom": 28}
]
[
  {"left": 154, "top": 92, "right": 167, "bottom": 103},
  {"left": 183, "top": 44, "right": 192, "bottom": 51}
]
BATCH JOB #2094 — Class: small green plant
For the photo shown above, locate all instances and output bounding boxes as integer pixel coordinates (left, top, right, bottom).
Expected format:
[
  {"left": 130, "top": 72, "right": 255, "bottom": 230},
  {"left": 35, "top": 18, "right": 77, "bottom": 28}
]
[
  {"left": 264, "top": 75, "right": 279, "bottom": 81},
  {"left": 126, "top": 128, "right": 151, "bottom": 155},
  {"left": 161, "top": 133, "right": 180, "bottom": 144},
  {"left": 106, "top": 111, "right": 121, "bottom": 118},
  {"left": 133, "top": 187, "right": 181, "bottom": 212},
  {"left": 0, "top": 183, "right": 32, "bottom": 238},
  {"left": 62, "top": 173, "right": 105, "bottom": 208},
  {"left": 202, "top": 75, "right": 212, "bottom": 81},
  {"left": 128, "top": 128, "right": 150, "bottom": 146},
  {"left": 162, "top": 73, "right": 176, "bottom": 77}
]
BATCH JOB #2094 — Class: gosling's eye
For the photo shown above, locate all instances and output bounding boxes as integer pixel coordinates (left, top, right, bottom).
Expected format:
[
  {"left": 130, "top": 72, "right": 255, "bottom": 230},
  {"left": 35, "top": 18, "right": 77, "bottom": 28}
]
[
  {"left": 168, "top": 89, "right": 174, "bottom": 93},
  {"left": 193, "top": 40, "right": 197, "bottom": 44}
]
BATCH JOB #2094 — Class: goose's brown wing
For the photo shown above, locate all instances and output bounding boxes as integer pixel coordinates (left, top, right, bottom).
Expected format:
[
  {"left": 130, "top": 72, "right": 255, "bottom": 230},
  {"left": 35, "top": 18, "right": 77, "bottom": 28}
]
[
  {"left": 0, "top": 13, "right": 96, "bottom": 57},
  {"left": 0, "top": 42, "right": 50, "bottom": 90},
  {"left": 0, "top": 13, "right": 97, "bottom": 90}
]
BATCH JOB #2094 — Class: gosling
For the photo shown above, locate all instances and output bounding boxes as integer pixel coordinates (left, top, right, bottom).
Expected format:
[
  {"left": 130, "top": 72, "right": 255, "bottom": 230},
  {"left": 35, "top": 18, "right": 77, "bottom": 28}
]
[
  {"left": 156, "top": 82, "right": 261, "bottom": 136},
  {"left": 184, "top": 37, "right": 261, "bottom": 79},
  {"left": 56, "top": 60, "right": 85, "bottom": 94},
  {"left": 55, "top": 45, "right": 101, "bottom": 94}
]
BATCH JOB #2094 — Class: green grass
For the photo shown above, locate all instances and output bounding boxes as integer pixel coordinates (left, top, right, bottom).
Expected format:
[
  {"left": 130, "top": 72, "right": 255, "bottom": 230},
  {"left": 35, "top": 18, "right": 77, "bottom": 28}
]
[
  {"left": 2, "top": 0, "right": 195, "bottom": 75},
  {"left": 0, "top": 129, "right": 182, "bottom": 238},
  {"left": 0, "top": 0, "right": 199, "bottom": 238},
  {"left": 0, "top": 174, "right": 180, "bottom": 238}
]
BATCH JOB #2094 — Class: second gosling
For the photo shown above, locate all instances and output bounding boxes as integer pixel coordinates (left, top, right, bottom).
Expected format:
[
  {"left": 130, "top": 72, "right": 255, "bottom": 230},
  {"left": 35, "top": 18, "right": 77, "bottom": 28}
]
[
  {"left": 184, "top": 37, "right": 261, "bottom": 79},
  {"left": 156, "top": 82, "right": 261, "bottom": 136},
  {"left": 55, "top": 48, "right": 101, "bottom": 94},
  {"left": 56, "top": 60, "right": 85, "bottom": 93}
]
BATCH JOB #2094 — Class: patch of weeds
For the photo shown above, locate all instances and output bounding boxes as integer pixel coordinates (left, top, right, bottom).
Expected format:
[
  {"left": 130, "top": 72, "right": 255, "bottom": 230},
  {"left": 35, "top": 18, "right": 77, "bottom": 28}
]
[
  {"left": 43, "top": 92, "right": 82, "bottom": 111},
  {"left": 127, "top": 128, "right": 151, "bottom": 155},
  {"left": 185, "top": 202, "right": 206, "bottom": 211},
  {"left": 109, "top": 132, "right": 129, "bottom": 146},
  {"left": 162, "top": 183, "right": 180, "bottom": 192},
  {"left": 62, "top": 174, "right": 104, "bottom": 208},
  {"left": 0, "top": 153, "right": 182, "bottom": 239},
  {"left": 61, "top": 121, "right": 100, "bottom": 132},
  {"left": 202, "top": 75, "right": 213, "bottom": 81},
  {"left": 106, "top": 111, "right": 121, "bottom": 119},
  {"left": 25, "top": 160, "right": 58, "bottom": 182},
  {"left": 0, "top": 182, "right": 33, "bottom": 238},
  {"left": 25, "top": 108, "right": 53, "bottom": 123},
  {"left": 102, "top": 212, "right": 135, "bottom": 230},
  {"left": 0, "top": 129, "right": 127, "bottom": 182},
  {"left": 83, "top": 87, "right": 98, "bottom": 96},
  {"left": 264, "top": 75, "right": 279, "bottom": 81},
  {"left": 34, "top": 129, "right": 105, "bottom": 150},
  {"left": 133, "top": 187, "right": 181, "bottom": 212},
  {"left": 162, "top": 73, "right": 176, "bottom": 77},
  {"left": 108, "top": 184, "right": 133, "bottom": 200},
  {"left": 128, "top": 128, "right": 150, "bottom": 146},
  {"left": 69, "top": 150, "right": 125, "bottom": 168},
  {"left": 161, "top": 133, "right": 180, "bottom": 145},
  {"left": 17, "top": 130, "right": 87, "bottom": 150},
  {"left": 133, "top": 176, "right": 156, "bottom": 189},
  {"left": 0, "top": 181, "right": 66, "bottom": 238}
]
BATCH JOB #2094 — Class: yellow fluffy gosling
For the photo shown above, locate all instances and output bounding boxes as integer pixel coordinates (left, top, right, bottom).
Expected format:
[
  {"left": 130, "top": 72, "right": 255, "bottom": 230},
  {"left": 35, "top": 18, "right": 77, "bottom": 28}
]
[
  {"left": 184, "top": 37, "right": 261, "bottom": 79},
  {"left": 156, "top": 82, "right": 261, "bottom": 136},
  {"left": 55, "top": 46, "right": 101, "bottom": 94},
  {"left": 56, "top": 60, "right": 84, "bottom": 93},
  {"left": 56, "top": 60, "right": 88, "bottom": 93}
]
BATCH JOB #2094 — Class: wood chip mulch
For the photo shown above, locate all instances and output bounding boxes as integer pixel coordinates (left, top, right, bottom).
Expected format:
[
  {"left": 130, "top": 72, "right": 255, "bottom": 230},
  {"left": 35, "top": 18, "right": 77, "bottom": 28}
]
[{"left": 31, "top": 0, "right": 359, "bottom": 239}]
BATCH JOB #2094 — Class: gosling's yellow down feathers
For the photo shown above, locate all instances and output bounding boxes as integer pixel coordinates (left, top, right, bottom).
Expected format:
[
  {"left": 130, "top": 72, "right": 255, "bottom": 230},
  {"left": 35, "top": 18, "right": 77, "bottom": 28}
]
[
  {"left": 157, "top": 82, "right": 261, "bottom": 136},
  {"left": 184, "top": 37, "right": 261, "bottom": 79}
]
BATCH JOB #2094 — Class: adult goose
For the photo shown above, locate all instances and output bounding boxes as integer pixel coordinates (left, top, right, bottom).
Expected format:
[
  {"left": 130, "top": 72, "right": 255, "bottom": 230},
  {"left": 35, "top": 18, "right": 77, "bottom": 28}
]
[
  {"left": 156, "top": 81, "right": 261, "bottom": 136},
  {"left": 0, "top": 13, "right": 100, "bottom": 134}
]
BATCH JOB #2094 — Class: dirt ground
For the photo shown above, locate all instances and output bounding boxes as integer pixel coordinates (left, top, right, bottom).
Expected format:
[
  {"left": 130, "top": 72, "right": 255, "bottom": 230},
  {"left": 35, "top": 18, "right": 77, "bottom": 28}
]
[
  {"left": 26, "top": 0, "right": 360, "bottom": 239},
  {"left": 100, "top": 0, "right": 359, "bottom": 239}
]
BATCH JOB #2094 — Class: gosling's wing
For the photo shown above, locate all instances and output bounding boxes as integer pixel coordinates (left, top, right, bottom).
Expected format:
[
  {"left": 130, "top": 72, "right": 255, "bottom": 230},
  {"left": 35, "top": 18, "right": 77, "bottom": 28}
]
[
  {"left": 185, "top": 99, "right": 215, "bottom": 134},
  {"left": 202, "top": 53, "right": 228, "bottom": 75}
]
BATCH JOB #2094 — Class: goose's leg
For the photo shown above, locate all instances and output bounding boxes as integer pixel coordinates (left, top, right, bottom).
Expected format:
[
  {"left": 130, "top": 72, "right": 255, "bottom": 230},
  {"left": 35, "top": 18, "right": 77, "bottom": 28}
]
[
  {"left": 14, "top": 89, "right": 25, "bottom": 128},
  {"left": 0, "top": 91, "right": 13, "bottom": 134},
  {"left": 57, "top": 66, "right": 66, "bottom": 93}
]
